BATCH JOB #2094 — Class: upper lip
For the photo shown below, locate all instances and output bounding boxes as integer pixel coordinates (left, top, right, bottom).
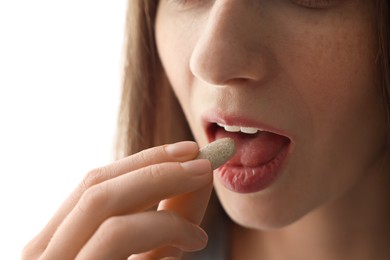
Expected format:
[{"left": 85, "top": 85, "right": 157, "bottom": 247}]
[{"left": 201, "top": 110, "right": 292, "bottom": 142}]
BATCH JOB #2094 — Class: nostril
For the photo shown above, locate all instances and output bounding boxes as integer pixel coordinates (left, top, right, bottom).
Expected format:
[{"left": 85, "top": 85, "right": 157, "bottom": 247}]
[
  {"left": 189, "top": 52, "right": 228, "bottom": 86},
  {"left": 189, "top": 31, "right": 251, "bottom": 86},
  {"left": 190, "top": 43, "right": 271, "bottom": 87}
]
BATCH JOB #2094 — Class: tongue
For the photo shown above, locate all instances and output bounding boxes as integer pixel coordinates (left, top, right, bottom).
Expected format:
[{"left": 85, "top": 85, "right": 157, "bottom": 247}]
[{"left": 215, "top": 129, "right": 289, "bottom": 167}]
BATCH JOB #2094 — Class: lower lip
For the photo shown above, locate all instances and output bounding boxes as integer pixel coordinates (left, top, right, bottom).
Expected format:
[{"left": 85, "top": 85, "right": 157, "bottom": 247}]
[{"left": 216, "top": 141, "right": 290, "bottom": 193}]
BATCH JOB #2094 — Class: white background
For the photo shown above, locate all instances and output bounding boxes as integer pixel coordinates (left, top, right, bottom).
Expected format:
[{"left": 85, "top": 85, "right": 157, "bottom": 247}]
[{"left": 0, "top": 1, "right": 127, "bottom": 258}]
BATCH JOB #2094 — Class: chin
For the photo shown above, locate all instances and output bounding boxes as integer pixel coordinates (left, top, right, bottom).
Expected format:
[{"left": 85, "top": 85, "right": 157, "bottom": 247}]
[
  {"left": 227, "top": 204, "right": 312, "bottom": 231},
  {"left": 215, "top": 185, "right": 318, "bottom": 231},
  {"left": 230, "top": 208, "right": 305, "bottom": 231}
]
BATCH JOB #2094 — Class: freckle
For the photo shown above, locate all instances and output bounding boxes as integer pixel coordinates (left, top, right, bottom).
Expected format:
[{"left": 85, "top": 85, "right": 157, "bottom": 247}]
[{"left": 196, "top": 138, "right": 236, "bottom": 169}]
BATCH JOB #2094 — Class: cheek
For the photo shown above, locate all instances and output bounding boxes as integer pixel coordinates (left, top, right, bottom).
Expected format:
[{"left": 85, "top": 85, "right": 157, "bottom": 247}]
[
  {"left": 156, "top": 36, "right": 189, "bottom": 103},
  {"left": 217, "top": 9, "right": 386, "bottom": 229},
  {"left": 156, "top": 9, "right": 209, "bottom": 144},
  {"left": 155, "top": 12, "right": 196, "bottom": 122},
  {"left": 292, "top": 34, "right": 380, "bottom": 125},
  {"left": 290, "top": 20, "right": 385, "bottom": 172}
]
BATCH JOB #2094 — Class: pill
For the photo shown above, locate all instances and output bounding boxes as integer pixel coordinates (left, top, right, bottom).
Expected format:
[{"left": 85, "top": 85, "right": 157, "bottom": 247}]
[{"left": 196, "top": 138, "right": 236, "bottom": 169}]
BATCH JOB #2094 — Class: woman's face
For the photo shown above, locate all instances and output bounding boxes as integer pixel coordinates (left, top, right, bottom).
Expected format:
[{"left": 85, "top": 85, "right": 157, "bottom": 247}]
[{"left": 155, "top": 0, "right": 388, "bottom": 229}]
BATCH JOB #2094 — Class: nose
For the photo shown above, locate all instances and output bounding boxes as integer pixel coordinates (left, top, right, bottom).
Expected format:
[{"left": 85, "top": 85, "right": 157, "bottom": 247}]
[{"left": 189, "top": 2, "right": 274, "bottom": 86}]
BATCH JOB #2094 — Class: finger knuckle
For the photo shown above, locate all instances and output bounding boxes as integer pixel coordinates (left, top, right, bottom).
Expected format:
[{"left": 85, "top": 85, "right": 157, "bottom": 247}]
[
  {"left": 78, "top": 184, "right": 110, "bottom": 212},
  {"left": 149, "top": 164, "right": 165, "bottom": 180},
  {"left": 132, "top": 146, "right": 166, "bottom": 166},
  {"left": 97, "top": 217, "right": 124, "bottom": 247},
  {"left": 148, "top": 163, "right": 179, "bottom": 182},
  {"left": 83, "top": 166, "right": 111, "bottom": 188},
  {"left": 133, "top": 149, "right": 149, "bottom": 166}
]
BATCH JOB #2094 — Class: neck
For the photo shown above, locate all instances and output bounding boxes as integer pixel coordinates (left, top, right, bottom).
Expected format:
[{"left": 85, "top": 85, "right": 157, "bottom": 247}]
[{"left": 230, "top": 157, "right": 390, "bottom": 260}]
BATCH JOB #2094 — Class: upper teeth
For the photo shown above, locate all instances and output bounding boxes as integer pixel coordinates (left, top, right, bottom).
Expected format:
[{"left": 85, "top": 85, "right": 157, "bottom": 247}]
[{"left": 217, "top": 123, "right": 261, "bottom": 134}]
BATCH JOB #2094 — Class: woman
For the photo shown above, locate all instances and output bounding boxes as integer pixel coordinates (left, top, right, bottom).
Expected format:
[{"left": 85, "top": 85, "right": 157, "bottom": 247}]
[{"left": 23, "top": 0, "right": 390, "bottom": 259}]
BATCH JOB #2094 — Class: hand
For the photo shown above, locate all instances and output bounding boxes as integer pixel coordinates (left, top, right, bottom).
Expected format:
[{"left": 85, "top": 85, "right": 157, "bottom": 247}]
[{"left": 22, "top": 141, "right": 214, "bottom": 260}]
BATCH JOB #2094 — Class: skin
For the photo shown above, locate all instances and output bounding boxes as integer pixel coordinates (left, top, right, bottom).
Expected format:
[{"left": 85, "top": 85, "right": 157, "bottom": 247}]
[
  {"left": 22, "top": 142, "right": 215, "bottom": 259},
  {"left": 155, "top": 0, "right": 390, "bottom": 259}
]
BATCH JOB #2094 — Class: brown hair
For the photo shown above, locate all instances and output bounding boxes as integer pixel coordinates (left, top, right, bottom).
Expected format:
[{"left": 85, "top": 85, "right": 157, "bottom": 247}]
[
  {"left": 377, "top": 0, "right": 390, "bottom": 129},
  {"left": 116, "top": 0, "right": 192, "bottom": 160}
]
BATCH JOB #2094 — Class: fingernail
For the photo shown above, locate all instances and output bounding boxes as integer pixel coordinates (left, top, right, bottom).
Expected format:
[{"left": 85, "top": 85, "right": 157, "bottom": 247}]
[
  {"left": 164, "top": 141, "right": 198, "bottom": 158},
  {"left": 181, "top": 159, "right": 212, "bottom": 175}
]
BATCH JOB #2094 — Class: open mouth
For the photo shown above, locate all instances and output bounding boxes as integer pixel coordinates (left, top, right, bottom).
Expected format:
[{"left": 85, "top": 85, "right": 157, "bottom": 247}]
[{"left": 204, "top": 117, "right": 292, "bottom": 193}]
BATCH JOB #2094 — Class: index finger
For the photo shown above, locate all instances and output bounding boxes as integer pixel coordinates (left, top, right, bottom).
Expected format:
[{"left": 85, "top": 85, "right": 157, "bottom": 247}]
[
  {"left": 83, "top": 141, "right": 200, "bottom": 188},
  {"left": 27, "top": 141, "right": 200, "bottom": 255}
]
